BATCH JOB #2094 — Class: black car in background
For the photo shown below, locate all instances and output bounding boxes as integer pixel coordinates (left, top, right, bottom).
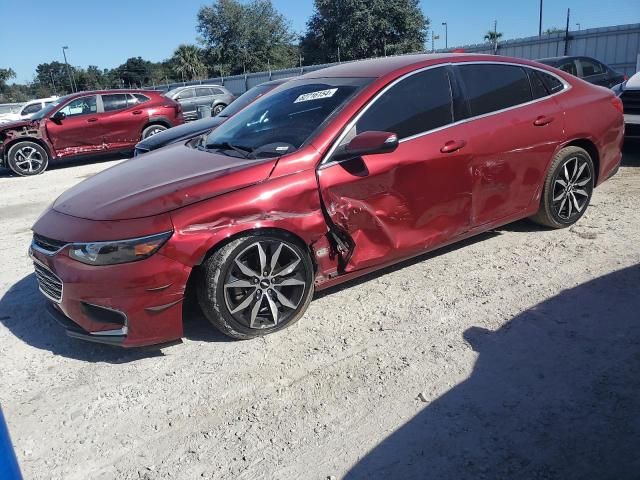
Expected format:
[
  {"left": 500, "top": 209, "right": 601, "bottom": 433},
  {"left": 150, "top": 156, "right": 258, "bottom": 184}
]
[
  {"left": 537, "top": 56, "right": 626, "bottom": 88},
  {"left": 164, "top": 84, "right": 235, "bottom": 120},
  {"left": 134, "top": 78, "right": 288, "bottom": 156}
]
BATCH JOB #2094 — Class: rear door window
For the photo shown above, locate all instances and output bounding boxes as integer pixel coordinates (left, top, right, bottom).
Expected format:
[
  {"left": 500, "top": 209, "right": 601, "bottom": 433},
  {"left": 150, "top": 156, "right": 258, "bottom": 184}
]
[
  {"left": 355, "top": 67, "right": 454, "bottom": 140},
  {"left": 102, "top": 94, "right": 129, "bottom": 112},
  {"left": 457, "top": 64, "right": 533, "bottom": 116},
  {"left": 196, "top": 87, "right": 213, "bottom": 97}
]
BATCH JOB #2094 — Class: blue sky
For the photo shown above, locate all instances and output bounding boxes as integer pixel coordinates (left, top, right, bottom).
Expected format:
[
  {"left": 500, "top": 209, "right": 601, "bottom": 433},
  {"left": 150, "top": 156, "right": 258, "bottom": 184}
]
[{"left": 1, "top": 0, "right": 638, "bottom": 83}]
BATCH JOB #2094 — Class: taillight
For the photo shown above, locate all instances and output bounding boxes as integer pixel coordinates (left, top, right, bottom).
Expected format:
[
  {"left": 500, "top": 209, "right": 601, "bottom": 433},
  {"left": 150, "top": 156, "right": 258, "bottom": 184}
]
[{"left": 611, "top": 96, "right": 624, "bottom": 114}]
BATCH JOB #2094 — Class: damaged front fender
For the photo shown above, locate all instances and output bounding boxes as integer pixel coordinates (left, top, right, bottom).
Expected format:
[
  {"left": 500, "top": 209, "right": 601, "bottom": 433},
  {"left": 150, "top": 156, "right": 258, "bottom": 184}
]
[
  {"left": 166, "top": 169, "right": 342, "bottom": 285},
  {"left": 0, "top": 119, "right": 52, "bottom": 161}
]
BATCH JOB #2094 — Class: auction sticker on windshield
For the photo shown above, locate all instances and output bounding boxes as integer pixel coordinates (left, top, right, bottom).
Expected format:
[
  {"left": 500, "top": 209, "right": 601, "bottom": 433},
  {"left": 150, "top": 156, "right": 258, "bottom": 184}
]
[{"left": 294, "top": 88, "right": 338, "bottom": 103}]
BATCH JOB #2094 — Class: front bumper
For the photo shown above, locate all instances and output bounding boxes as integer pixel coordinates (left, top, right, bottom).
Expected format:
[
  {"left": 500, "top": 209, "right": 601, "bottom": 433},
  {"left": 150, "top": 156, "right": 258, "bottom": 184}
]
[{"left": 30, "top": 244, "right": 191, "bottom": 348}]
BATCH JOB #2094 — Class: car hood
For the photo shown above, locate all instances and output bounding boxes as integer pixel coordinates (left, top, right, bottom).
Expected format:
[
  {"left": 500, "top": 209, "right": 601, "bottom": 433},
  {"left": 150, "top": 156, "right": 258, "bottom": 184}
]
[
  {"left": 0, "top": 118, "right": 40, "bottom": 131},
  {"left": 52, "top": 142, "right": 277, "bottom": 221},
  {"left": 624, "top": 72, "right": 640, "bottom": 90},
  {"left": 137, "top": 115, "right": 226, "bottom": 151}
]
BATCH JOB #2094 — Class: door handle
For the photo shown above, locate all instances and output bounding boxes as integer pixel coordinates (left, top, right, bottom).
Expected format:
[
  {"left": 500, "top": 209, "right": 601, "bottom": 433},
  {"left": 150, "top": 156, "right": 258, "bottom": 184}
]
[
  {"left": 87, "top": 117, "right": 98, "bottom": 123},
  {"left": 533, "top": 115, "right": 554, "bottom": 126},
  {"left": 132, "top": 110, "right": 142, "bottom": 115},
  {"left": 440, "top": 139, "right": 467, "bottom": 154}
]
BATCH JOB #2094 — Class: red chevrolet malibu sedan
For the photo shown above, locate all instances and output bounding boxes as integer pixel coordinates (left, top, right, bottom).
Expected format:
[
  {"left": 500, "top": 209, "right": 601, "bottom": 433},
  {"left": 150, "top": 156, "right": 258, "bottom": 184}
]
[
  {"left": 30, "top": 54, "right": 623, "bottom": 347},
  {"left": 0, "top": 90, "right": 183, "bottom": 175}
]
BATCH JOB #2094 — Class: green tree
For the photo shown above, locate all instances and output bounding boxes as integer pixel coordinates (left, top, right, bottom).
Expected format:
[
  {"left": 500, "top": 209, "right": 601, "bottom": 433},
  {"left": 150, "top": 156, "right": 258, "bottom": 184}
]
[
  {"left": 35, "top": 61, "right": 72, "bottom": 94},
  {"left": 0, "top": 68, "right": 16, "bottom": 87},
  {"left": 301, "top": 0, "right": 428, "bottom": 64},
  {"left": 113, "top": 57, "right": 155, "bottom": 88},
  {"left": 197, "top": 0, "right": 297, "bottom": 75},
  {"left": 484, "top": 30, "right": 503, "bottom": 42},
  {"left": 171, "top": 44, "right": 207, "bottom": 81},
  {"left": 544, "top": 27, "right": 564, "bottom": 35}
]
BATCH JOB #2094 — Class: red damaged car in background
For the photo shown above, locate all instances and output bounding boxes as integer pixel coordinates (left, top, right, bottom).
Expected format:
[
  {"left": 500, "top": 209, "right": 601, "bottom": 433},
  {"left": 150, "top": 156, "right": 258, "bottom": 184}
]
[
  {"left": 30, "top": 54, "right": 623, "bottom": 347},
  {"left": 0, "top": 90, "right": 183, "bottom": 175}
]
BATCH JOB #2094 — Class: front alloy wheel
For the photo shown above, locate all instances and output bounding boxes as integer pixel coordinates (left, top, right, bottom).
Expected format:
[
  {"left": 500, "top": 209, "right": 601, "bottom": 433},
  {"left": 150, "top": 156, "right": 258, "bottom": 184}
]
[
  {"left": 7, "top": 141, "right": 49, "bottom": 176},
  {"left": 198, "top": 235, "right": 314, "bottom": 339}
]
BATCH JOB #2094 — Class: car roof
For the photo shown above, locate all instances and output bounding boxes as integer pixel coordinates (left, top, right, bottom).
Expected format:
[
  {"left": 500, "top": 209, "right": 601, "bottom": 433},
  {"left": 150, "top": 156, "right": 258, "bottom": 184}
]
[
  {"left": 301, "top": 53, "right": 544, "bottom": 79},
  {"left": 63, "top": 89, "right": 160, "bottom": 99}
]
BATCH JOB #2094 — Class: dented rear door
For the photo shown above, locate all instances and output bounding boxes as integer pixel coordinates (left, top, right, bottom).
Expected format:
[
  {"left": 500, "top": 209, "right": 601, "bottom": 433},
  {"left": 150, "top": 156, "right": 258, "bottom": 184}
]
[{"left": 317, "top": 66, "right": 473, "bottom": 273}]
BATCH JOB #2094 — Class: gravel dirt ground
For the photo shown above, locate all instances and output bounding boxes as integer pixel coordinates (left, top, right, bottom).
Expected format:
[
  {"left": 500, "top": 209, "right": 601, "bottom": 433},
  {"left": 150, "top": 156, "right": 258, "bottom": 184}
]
[{"left": 1, "top": 149, "right": 639, "bottom": 480}]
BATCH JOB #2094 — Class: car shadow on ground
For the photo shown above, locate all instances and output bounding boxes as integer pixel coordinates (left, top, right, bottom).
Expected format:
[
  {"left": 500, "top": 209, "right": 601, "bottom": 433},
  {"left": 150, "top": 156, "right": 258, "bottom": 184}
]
[
  {"left": 0, "top": 273, "right": 231, "bottom": 363},
  {"left": 344, "top": 263, "right": 640, "bottom": 480},
  {"left": 0, "top": 151, "right": 131, "bottom": 178}
]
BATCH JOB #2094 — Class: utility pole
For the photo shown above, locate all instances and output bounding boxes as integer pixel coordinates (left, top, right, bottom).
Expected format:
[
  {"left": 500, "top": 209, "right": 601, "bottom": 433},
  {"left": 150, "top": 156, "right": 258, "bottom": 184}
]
[
  {"left": 50, "top": 72, "right": 57, "bottom": 96},
  {"left": 564, "top": 8, "right": 570, "bottom": 55},
  {"left": 337, "top": 46, "right": 341, "bottom": 63},
  {"left": 441, "top": 22, "right": 448, "bottom": 49},
  {"left": 62, "top": 46, "right": 76, "bottom": 93},
  {"left": 538, "top": 0, "right": 543, "bottom": 36},
  {"left": 493, "top": 20, "right": 498, "bottom": 54}
]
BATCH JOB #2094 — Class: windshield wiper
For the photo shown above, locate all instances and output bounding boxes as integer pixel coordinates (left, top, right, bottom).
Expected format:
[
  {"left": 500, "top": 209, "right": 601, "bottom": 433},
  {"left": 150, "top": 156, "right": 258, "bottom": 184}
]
[{"left": 206, "top": 141, "right": 254, "bottom": 159}]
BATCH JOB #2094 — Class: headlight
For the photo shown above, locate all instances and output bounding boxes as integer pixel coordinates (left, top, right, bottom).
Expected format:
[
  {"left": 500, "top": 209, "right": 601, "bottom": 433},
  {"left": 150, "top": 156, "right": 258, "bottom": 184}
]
[{"left": 68, "top": 232, "right": 172, "bottom": 266}]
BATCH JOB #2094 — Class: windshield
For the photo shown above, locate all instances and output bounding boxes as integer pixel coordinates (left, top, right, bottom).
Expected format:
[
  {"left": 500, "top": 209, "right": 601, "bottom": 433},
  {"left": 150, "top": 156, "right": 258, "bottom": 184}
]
[
  {"left": 204, "top": 77, "right": 371, "bottom": 159},
  {"left": 218, "top": 83, "right": 279, "bottom": 118},
  {"left": 31, "top": 95, "right": 69, "bottom": 120}
]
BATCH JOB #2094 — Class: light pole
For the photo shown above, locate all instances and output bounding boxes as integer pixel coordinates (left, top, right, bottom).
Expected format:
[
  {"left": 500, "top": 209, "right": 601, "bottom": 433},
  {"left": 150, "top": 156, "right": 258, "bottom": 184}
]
[
  {"left": 576, "top": 22, "right": 581, "bottom": 31},
  {"left": 538, "top": 0, "right": 543, "bottom": 36},
  {"left": 62, "top": 46, "right": 76, "bottom": 93},
  {"left": 441, "top": 22, "right": 448, "bottom": 49}
]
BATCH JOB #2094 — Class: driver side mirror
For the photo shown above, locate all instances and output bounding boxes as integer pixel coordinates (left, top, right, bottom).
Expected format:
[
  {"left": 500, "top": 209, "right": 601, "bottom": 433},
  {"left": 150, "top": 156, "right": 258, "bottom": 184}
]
[
  {"left": 51, "top": 111, "right": 66, "bottom": 122},
  {"left": 332, "top": 131, "right": 399, "bottom": 162}
]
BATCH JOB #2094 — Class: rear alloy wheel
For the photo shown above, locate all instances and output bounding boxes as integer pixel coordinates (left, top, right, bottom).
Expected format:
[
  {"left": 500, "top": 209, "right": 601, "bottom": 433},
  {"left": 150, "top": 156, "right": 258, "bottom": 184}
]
[
  {"left": 212, "top": 104, "right": 226, "bottom": 116},
  {"left": 531, "top": 146, "right": 595, "bottom": 228},
  {"left": 198, "top": 235, "right": 314, "bottom": 339},
  {"left": 142, "top": 124, "right": 167, "bottom": 139},
  {"left": 7, "top": 141, "right": 49, "bottom": 176}
]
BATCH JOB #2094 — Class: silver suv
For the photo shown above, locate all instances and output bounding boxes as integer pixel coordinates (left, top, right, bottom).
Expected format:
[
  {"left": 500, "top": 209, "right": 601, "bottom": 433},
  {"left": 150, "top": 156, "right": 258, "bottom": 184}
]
[{"left": 164, "top": 85, "right": 235, "bottom": 121}]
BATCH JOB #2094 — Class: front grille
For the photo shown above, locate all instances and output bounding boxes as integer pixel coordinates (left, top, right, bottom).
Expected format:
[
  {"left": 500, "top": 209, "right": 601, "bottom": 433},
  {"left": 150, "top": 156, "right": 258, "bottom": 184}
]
[
  {"left": 621, "top": 90, "right": 640, "bottom": 116},
  {"left": 33, "top": 234, "right": 67, "bottom": 254},
  {"left": 33, "top": 261, "right": 63, "bottom": 303}
]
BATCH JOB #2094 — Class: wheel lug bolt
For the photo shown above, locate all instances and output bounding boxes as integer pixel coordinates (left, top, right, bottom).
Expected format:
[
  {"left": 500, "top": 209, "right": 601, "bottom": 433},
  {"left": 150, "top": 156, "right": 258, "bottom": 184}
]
[
  {"left": 253, "top": 278, "right": 259, "bottom": 284},
  {"left": 263, "top": 271, "right": 269, "bottom": 276}
]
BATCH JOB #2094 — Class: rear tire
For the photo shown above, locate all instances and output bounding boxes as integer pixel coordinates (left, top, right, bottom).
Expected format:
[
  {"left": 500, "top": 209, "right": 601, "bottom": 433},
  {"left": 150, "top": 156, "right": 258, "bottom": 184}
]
[
  {"left": 7, "top": 141, "right": 49, "bottom": 176},
  {"left": 197, "top": 234, "right": 314, "bottom": 339},
  {"left": 530, "top": 146, "right": 595, "bottom": 228},
  {"left": 142, "top": 124, "right": 167, "bottom": 139}
]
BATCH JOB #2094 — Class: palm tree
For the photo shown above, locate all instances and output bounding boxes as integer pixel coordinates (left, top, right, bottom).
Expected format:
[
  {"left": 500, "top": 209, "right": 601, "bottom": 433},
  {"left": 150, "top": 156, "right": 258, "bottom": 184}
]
[
  {"left": 172, "top": 45, "right": 207, "bottom": 82},
  {"left": 484, "top": 31, "right": 503, "bottom": 42}
]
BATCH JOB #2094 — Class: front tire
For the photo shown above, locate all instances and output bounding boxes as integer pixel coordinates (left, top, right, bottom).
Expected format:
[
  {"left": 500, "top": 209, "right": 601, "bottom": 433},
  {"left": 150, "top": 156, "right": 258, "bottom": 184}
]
[
  {"left": 530, "top": 146, "right": 595, "bottom": 228},
  {"left": 141, "top": 124, "right": 167, "bottom": 139},
  {"left": 212, "top": 104, "right": 226, "bottom": 116},
  {"left": 197, "top": 235, "right": 314, "bottom": 339},
  {"left": 7, "top": 141, "right": 49, "bottom": 176}
]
